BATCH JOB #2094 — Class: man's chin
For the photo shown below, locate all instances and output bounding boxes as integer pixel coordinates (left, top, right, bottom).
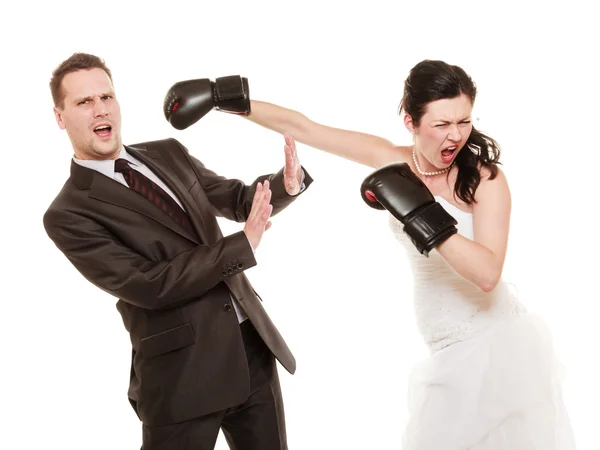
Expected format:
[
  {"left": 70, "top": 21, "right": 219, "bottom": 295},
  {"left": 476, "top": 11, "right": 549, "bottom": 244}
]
[{"left": 91, "top": 142, "right": 121, "bottom": 160}]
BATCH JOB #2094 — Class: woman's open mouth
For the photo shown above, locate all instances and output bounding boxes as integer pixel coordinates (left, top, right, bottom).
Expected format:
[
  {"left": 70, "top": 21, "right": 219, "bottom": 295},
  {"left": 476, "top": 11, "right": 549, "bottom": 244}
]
[{"left": 440, "top": 146, "right": 457, "bottom": 163}]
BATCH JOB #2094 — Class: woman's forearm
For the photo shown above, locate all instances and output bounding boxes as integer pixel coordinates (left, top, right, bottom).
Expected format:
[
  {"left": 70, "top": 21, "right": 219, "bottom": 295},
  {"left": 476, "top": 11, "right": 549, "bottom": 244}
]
[
  {"left": 435, "top": 234, "right": 504, "bottom": 293},
  {"left": 245, "top": 100, "right": 399, "bottom": 167},
  {"left": 246, "top": 100, "right": 310, "bottom": 141}
]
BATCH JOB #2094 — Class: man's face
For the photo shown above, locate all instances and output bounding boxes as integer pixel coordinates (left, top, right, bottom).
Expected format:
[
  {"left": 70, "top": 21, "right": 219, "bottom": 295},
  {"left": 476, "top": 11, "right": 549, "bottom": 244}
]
[{"left": 54, "top": 68, "right": 122, "bottom": 160}]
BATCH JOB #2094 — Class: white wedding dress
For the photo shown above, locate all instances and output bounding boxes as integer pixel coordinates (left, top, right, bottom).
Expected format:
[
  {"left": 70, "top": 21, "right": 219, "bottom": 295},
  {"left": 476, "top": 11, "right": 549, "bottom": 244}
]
[{"left": 389, "top": 196, "right": 576, "bottom": 450}]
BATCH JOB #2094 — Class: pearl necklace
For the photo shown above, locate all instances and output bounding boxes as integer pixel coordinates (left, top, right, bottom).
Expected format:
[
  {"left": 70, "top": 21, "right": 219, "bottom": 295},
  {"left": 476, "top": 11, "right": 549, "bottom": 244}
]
[{"left": 412, "top": 147, "right": 453, "bottom": 176}]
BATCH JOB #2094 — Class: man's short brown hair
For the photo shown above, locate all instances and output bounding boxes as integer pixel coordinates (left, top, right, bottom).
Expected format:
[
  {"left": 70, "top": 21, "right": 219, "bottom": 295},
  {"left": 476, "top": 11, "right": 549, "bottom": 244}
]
[{"left": 50, "top": 53, "right": 113, "bottom": 109}]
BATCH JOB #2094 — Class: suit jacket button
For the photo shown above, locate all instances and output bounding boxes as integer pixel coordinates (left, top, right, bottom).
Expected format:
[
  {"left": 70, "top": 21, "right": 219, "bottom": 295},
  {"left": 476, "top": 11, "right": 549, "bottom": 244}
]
[
  {"left": 237, "top": 263, "right": 244, "bottom": 269},
  {"left": 224, "top": 304, "right": 232, "bottom": 312},
  {"left": 227, "top": 267, "right": 233, "bottom": 274},
  {"left": 221, "top": 270, "right": 227, "bottom": 276}
]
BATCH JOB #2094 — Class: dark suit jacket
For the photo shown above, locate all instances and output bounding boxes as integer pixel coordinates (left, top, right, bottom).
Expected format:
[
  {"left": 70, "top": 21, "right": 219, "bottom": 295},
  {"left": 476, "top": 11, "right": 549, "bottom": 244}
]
[{"left": 43, "top": 138, "right": 313, "bottom": 427}]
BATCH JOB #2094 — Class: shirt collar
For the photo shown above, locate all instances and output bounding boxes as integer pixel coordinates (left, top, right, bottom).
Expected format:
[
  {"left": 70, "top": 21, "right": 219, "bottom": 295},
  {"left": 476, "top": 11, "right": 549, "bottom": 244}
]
[{"left": 72, "top": 146, "right": 142, "bottom": 178}]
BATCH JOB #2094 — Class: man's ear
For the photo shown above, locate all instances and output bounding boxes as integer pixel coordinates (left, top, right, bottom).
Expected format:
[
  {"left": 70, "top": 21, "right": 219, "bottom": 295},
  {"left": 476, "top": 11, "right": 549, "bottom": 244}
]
[{"left": 54, "top": 107, "right": 66, "bottom": 130}]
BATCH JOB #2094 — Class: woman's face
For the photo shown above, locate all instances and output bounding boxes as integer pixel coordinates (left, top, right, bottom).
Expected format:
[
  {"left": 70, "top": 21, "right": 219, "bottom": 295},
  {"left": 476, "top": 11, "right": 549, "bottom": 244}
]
[{"left": 405, "top": 93, "right": 474, "bottom": 170}]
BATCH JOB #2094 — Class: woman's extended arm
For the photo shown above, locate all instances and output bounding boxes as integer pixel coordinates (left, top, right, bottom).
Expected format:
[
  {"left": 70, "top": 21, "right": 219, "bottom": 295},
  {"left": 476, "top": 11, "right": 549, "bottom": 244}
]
[{"left": 246, "top": 100, "right": 404, "bottom": 168}]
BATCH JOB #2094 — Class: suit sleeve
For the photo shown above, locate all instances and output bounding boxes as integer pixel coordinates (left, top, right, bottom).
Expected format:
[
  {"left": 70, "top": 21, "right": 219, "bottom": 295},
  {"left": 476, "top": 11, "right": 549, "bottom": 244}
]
[
  {"left": 175, "top": 140, "right": 313, "bottom": 223},
  {"left": 43, "top": 207, "right": 256, "bottom": 310}
]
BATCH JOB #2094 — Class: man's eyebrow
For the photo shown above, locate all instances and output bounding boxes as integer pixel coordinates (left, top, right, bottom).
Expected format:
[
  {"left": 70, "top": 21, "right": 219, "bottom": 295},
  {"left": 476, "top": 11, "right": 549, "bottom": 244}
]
[{"left": 73, "top": 92, "right": 113, "bottom": 103}]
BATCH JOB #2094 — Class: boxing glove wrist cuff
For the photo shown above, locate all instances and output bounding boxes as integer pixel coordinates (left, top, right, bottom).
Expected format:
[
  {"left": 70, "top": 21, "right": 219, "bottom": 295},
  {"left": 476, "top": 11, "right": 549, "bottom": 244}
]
[
  {"left": 403, "top": 202, "right": 458, "bottom": 256},
  {"left": 214, "top": 76, "right": 250, "bottom": 115}
]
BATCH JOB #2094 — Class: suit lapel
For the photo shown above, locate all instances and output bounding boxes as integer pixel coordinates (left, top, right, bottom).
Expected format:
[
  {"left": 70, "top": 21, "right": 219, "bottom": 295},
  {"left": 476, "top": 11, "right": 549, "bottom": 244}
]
[
  {"left": 84, "top": 167, "right": 198, "bottom": 243},
  {"left": 125, "top": 146, "right": 211, "bottom": 244}
]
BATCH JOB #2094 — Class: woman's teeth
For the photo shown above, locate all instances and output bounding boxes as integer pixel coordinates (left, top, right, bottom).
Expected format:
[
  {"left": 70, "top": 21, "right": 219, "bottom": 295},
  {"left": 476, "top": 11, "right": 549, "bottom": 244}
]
[{"left": 441, "top": 147, "right": 456, "bottom": 162}]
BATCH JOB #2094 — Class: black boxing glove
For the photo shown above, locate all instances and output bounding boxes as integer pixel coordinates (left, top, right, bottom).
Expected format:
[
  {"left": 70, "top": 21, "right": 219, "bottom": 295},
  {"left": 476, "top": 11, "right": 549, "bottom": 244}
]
[
  {"left": 360, "top": 162, "right": 458, "bottom": 256},
  {"left": 163, "top": 75, "right": 250, "bottom": 130}
]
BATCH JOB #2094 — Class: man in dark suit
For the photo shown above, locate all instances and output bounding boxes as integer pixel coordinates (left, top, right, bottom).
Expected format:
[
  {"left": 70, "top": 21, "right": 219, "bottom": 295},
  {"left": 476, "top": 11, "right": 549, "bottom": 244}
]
[{"left": 43, "top": 52, "right": 312, "bottom": 450}]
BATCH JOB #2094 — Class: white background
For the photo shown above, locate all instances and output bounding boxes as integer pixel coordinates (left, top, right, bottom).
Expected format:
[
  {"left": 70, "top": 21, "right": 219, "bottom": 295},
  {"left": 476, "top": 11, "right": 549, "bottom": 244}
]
[{"left": 1, "top": 0, "right": 598, "bottom": 448}]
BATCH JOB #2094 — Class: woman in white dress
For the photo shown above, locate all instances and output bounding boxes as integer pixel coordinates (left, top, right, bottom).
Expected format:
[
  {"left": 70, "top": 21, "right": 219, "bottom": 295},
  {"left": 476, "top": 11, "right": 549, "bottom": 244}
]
[{"left": 242, "top": 60, "right": 576, "bottom": 449}]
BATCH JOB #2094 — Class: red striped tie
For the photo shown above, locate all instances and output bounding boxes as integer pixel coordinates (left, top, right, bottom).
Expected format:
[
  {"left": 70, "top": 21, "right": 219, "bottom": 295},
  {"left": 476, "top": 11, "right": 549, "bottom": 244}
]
[{"left": 115, "top": 158, "right": 194, "bottom": 236}]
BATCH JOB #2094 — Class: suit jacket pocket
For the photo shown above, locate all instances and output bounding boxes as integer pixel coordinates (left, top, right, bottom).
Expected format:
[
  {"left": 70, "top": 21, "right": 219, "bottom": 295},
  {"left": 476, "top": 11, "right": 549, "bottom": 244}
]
[{"left": 140, "top": 323, "right": 195, "bottom": 359}]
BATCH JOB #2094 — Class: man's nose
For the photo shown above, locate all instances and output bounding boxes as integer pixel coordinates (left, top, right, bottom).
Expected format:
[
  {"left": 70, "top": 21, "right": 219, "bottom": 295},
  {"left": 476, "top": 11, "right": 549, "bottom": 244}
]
[{"left": 93, "top": 98, "right": 108, "bottom": 117}]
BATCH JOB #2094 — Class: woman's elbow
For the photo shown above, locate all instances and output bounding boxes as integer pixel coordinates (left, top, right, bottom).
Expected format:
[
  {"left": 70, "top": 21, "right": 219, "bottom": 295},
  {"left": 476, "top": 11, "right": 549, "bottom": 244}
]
[{"left": 478, "top": 270, "right": 502, "bottom": 293}]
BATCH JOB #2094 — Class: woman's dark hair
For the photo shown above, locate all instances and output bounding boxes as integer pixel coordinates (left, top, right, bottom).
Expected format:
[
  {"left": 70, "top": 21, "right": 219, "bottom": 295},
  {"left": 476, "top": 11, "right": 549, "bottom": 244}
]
[{"left": 399, "top": 60, "right": 500, "bottom": 204}]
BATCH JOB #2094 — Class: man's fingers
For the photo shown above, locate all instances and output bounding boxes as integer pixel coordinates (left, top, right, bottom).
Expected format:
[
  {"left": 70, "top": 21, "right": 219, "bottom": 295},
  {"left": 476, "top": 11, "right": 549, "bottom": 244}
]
[
  {"left": 248, "top": 183, "right": 262, "bottom": 219},
  {"left": 261, "top": 204, "right": 273, "bottom": 222},
  {"left": 255, "top": 186, "right": 271, "bottom": 215},
  {"left": 249, "top": 181, "right": 272, "bottom": 227},
  {"left": 253, "top": 181, "right": 270, "bottom": 205},
  {"left": 284, "top": 132, "right": 294, "bottom": 146},
  {"left": 284, "top": 132, "right": 297, "bottom": 154},
  {"left": 252, "top": 182, "right": 263, "bottom": 203},
  {"left": 259, "top": 184, "right": 272, "bottom": 208},
  {"left": 286, "top": 144, "right": 297, "bottom": 164}
]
